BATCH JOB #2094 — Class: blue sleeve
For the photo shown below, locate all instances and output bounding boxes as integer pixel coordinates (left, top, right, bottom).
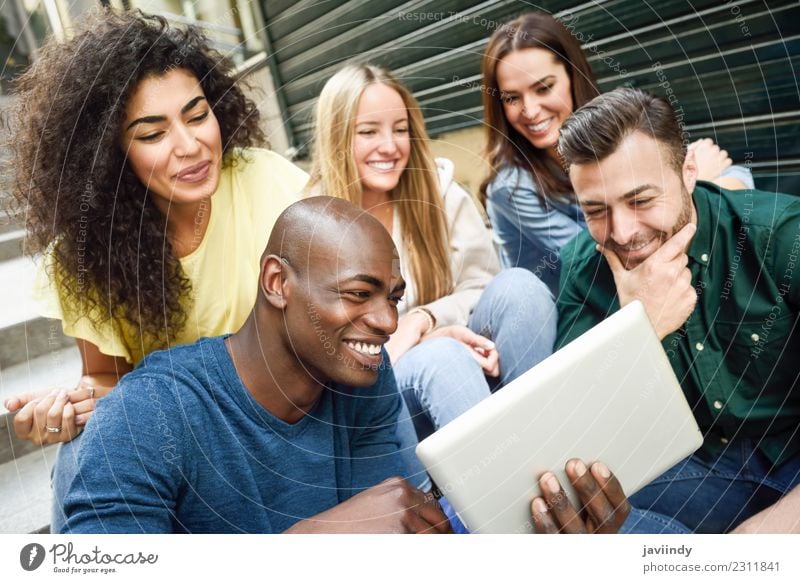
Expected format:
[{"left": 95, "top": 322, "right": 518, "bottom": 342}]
[
  {"left": 348, "top": 358, "right": 407, "bottom": 491},
  {"left": 720, "top": 164, "right": 755, "bottom": 189},
  {"left": 487, "top": 169, "right": 585, "bottom": 261},
  {"left": 61, "top": 375, "right": 186, "bottom": 533}
]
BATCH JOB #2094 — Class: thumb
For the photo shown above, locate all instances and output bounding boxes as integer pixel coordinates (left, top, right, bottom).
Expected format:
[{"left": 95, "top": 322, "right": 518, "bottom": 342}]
[{"left": 597, "top": 244, "right": 625, "bottom": 275}]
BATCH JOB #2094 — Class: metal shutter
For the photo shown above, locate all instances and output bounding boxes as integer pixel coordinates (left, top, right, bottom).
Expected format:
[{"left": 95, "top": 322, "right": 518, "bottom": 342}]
[{"left": 261, "top": 0, "right": 799, "bottom": 193}]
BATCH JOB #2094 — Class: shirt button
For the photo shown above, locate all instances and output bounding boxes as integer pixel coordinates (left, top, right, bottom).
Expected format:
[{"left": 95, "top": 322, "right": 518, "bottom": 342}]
[
  {"left": 713, "top": 400, "right": 723, "bottom": 410},
  {"left": 700, "top": 253, "right": 709, "bottom": 262},
  {"left": 696, "top": 342, "right": 704, "bottom": 351},
  {"left": 751, "top": 333, "right": 760, "bottom": 343},
  {"left": 720, "top": 437, "right": 729, "bottom": 444}
]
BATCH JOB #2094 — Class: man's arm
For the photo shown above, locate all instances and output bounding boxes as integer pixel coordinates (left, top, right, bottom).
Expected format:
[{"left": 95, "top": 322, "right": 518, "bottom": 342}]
[{"left": 61, "top": 375, "right": 184, "bottom": 533}]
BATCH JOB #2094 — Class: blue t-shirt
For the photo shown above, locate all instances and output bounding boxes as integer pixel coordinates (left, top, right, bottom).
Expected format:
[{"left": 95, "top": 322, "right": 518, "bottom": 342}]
[{"left": 61, "top": 336, "right": 407, "bottom": 533}]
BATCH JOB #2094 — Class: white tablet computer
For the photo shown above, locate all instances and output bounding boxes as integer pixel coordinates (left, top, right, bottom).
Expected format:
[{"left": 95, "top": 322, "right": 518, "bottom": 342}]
[{"left": 415, "top": 300, "right": 703, "bottom": 534}]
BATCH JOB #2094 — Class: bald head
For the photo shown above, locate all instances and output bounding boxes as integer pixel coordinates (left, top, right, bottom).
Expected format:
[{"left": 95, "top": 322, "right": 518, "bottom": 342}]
[{"left": 264, "top": 196, "right": 393, "bottom": 275}]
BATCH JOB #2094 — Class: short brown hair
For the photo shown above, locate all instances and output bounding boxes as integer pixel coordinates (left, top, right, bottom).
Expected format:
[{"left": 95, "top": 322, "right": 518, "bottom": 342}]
[{"left": 558, "top": 87, "right": 687, "bottom": 173}]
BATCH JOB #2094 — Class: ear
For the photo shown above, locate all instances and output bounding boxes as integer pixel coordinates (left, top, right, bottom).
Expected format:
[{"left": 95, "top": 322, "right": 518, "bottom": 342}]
[
  {"left": 260, "top": 254, "right": 289, "bottom": 309},
  {"left": 681, "top": 147, "right": 699, "bottom": 194}
]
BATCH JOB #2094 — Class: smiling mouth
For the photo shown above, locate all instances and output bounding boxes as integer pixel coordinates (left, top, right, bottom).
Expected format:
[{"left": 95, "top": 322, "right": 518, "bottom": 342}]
[
  {"left": 617, "top": 237, "right": 658, "bottom": 254},
  {"left": 175, "top": 161, "right": 211, "bottom": 182},
  {"left": 526, "top": 118, "right": 553, "bottom": 133},
  {"left": 344, "top": 340, "right": 383, "bottom": 356},
  {"left": 366, "top": 161, "right": 397, "bottom": 172}
]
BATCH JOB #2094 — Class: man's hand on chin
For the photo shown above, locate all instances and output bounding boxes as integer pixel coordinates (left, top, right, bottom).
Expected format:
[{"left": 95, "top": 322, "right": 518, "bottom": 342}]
[{"left": 599, "top": 223, "right": 697, "bottom": 340}]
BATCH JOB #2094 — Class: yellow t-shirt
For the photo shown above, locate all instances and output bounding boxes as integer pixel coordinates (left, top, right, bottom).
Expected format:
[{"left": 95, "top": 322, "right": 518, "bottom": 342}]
[{"left": 34, "top": 148, "right": 308, "bottom": 365}]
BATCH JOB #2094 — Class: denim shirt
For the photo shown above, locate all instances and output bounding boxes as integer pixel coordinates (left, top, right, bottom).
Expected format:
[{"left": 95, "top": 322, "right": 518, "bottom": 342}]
[{"left": 486, "top": 166, "right": 585, "bottom": 297}]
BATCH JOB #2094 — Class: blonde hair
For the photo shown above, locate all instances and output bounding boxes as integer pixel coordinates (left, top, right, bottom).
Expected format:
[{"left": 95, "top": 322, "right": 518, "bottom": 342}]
[{"left": 307, "top": 64, "right": 452, "bottom": 306}]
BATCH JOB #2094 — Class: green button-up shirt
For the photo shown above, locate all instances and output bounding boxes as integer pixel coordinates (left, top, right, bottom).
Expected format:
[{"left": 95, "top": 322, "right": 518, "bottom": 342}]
[{"left": 557, "top": 182, "right": 800, "bottom": 466}]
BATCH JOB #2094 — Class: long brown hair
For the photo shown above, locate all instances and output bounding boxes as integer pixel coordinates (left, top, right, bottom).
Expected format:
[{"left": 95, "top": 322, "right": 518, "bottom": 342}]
[
  {"left": 479, "top": 11, "right": 600, "bottom": 204},
  {"left": 307, "top": 64, "right": 452, "bottom": 306}
]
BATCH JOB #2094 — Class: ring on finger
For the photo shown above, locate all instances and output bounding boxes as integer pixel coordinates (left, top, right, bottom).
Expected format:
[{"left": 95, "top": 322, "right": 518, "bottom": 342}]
[{"left": 45, "top": 425, "right": 62, "bottom": 433}]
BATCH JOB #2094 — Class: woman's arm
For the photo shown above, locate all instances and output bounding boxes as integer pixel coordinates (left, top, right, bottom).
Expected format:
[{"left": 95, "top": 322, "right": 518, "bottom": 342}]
[{"left": 5, "top": 339, "right": 132, "bottom": 445}]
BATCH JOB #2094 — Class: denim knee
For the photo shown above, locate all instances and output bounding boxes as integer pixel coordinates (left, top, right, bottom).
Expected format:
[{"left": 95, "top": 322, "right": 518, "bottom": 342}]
[{"left": 394, "top": 337, "right": 481, "bottom": 388}]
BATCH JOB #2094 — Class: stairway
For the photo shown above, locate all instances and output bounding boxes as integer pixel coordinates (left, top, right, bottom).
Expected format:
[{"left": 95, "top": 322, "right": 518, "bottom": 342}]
[{"left": 0, "top": 126, "right": 82, "bottom": 534}]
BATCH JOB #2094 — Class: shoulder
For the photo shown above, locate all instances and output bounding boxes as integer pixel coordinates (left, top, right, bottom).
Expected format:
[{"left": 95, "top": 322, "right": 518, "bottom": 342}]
[
  {"left": 487, "top": 165, "right": 537, "bottom": 195},
  {"left": 123, "top": 338, "right": 221, "bottom": 401},
  {"left": 228, "top": 148, "right": 309, "bottom": 190},
  {"left": 561, "top": 230, "right": 600, "bottom": 270},
  {"left": 699, "top": 183, "right": 800, "bottom": 229}
]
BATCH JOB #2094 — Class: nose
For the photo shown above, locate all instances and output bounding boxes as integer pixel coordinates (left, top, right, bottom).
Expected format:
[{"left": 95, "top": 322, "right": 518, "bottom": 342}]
[
  {"left": 172, "top": 122, "right": 201, "bottom": 158},
  {"left": 361, "top": 298, "right": 398, "bottom": 337},
  {"left": 609, "top": 209, "right": 638, "bottom": 246},
  {"left": 522, "top": 94, "right": 541, "bottom": 119},
  {"left": 376, "top": 130, "right": 399, "bottom": 156}
]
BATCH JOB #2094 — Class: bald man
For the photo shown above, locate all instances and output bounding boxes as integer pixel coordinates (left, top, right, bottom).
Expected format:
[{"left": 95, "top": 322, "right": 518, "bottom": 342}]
[
  {"left": 60, "top": 197, "right": 629, "bottom": 534},
  {"left": 60, "top": 197, "right": 450, "bottom": 533}
]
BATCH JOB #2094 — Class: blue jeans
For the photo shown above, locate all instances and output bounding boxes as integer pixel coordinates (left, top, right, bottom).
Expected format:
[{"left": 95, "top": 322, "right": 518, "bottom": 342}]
[
  {"left": 395, "top": 268, "right": 557, "bottom": 440},
  {"left": 629, "top": 439, "right": 800, "bottom": 533},
  {"left": 439, "top": 494, "right": 690, "bottom": 534}
]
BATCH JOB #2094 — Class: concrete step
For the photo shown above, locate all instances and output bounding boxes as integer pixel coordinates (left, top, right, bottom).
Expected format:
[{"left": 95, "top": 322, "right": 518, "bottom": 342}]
[
  {"left": 0, "top": 213, "right": 21, "bottom": 236},
  {"left": 0, "top": 346, "right": 82, "bottom": 466},
  {"left": 0, "top": 445, "right": 58, "bottom": 533},
  {"left": 0, "top": 257, "right": 75, "bottom": 369},
  {"left": 0, "top": 227, "right": 24, "bottom": 261}
]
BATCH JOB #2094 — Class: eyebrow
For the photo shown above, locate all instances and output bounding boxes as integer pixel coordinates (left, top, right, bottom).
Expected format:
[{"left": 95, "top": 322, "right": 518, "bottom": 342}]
[
  {"left": 581, "top": 184, "right": 660, "bottom": 207},
  {"left": 342, "top": 274, "right": 407, "bottom": 294},
  {"left": 355, "top": 118, "right": 408, "bottom": 126},
  {"left": 125, "top": 95, "right": 207, "bottom": 131},
  {"left": 501, "top": 75, "right": 556, "bottom": 95}
]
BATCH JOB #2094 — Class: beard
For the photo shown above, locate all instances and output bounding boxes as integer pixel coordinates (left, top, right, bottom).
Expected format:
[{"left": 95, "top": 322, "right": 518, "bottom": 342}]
[{"left": 607, "top": 186, "right": 694, "bottom": 270}]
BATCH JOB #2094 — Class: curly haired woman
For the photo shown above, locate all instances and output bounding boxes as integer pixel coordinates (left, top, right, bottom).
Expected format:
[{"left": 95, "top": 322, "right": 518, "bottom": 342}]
[{"left": 1, "top": 10, "right": 307, "bottom": 530}]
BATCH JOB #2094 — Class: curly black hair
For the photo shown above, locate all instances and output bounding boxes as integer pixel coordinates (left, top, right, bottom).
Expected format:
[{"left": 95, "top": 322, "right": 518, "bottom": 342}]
[{"left": 2, "top": 9, "right": 266, "bottom": 350}]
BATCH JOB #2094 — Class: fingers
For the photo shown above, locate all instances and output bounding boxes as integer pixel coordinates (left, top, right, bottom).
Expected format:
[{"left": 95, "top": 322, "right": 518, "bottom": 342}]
[
  {"left": 413, "top": 498, "right": 453, "bottom": 534},
  {"left": 651, "top": 222, "right": 696, "bottom": 261},
  {"left": 72, "top": 397, "right": 96, "bottom": 426},
  {"left": 531, "top": 497, "right": 561, "bottom": 534},
  {"left": 4, "top": 390, "right": 46, "bottom": 413},
  {"left": 45, "top": 389, "right": 69, "bottom": 432},
  {"left": 69, "top": 383, "right": 96, "bottom": 404},
  {"left": 566, "top": 459, "right": 615, "bottom": 533},
  {"left": 12, "top": 398, "right": 39, "bottom": 442},
  {"left": 533, "top": 472, "right": 587, "bottom": 534},
  {"left": 590, "top": 462, "right": 630, "bottom": 533},
  {"left": 482, "top": 347, "right": 500, "bottom": 378},
  {"left": 60, "top": 402, "right": 81, "bottom": 441}
]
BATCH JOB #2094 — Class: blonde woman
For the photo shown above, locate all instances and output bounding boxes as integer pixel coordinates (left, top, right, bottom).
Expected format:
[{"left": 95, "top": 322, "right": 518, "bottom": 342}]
[{"left": 307, "top": 64, "right": 556, "bottom": 440}]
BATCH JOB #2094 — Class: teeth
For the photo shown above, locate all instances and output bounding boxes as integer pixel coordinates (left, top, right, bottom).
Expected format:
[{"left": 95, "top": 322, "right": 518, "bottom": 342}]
[
  {"left": 528, "top": 118, "right": 552, "bottom": 132},
  {"left": 346, "top": 341, "right": 382, "bottom": 356},
  {"left": 367, "top": 161, "right": 394, "bottom": 170},
  {"left": 622, "top": 238, "right": 654, "bottom": 252}
]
